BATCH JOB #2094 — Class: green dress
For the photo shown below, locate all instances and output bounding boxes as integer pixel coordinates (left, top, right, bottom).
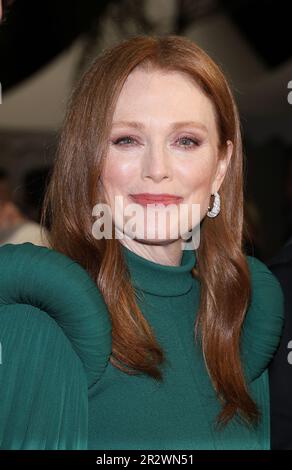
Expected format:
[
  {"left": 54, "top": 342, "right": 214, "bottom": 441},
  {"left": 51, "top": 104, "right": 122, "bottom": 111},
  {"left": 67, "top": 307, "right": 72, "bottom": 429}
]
[{"left": 0, "top": 242, "right": 284, "bottom": 449}]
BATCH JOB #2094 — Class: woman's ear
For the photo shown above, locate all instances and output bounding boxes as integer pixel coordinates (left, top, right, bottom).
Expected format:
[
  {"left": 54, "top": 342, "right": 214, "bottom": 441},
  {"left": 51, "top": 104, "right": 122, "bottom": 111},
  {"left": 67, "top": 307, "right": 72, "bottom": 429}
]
[{"left": 212, "top": 140, "right": 233, "bottom": 193}]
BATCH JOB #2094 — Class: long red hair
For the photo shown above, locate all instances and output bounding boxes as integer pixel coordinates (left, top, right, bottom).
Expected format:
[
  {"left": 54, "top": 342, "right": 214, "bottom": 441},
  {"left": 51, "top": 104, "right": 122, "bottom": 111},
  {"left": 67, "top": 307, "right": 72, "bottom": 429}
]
[{"left": 41, "top": 34, "right": 257, "bottom": 428}]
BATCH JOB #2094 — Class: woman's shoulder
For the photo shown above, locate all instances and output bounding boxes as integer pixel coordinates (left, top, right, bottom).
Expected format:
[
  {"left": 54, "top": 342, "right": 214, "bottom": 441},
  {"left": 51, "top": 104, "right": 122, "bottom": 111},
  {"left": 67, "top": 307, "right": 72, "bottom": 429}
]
[
  {"left": 241, "top": 254, "right": 285, "bottom": 382},
  {"left": 0, "top": 242, "right": 112, "bottom": 389},
  {"left": 0, "top": 242, "right": 113, "bottom": 449},
  {"left": 246, "top": 254, "right": 285, "bottom": 304}
]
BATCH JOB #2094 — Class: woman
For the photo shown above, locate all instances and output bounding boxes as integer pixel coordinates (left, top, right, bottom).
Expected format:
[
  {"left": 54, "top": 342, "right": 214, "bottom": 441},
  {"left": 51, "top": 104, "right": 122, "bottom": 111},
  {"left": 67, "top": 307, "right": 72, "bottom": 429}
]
[{"left": 0, "top": 34, "right": 284, "bottom": 450}]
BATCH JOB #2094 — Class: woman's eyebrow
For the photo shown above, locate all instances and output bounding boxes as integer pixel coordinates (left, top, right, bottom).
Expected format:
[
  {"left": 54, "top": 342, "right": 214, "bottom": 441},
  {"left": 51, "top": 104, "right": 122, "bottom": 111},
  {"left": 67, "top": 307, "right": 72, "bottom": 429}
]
[{"left": 112, "top": 120, "right": 208, "bottom": 132}]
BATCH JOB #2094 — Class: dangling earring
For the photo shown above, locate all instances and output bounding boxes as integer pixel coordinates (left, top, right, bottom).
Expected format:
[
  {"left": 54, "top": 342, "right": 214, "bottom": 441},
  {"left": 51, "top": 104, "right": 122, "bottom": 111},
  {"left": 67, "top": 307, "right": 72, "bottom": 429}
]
[{"left": 207, "top": 191, "right": 220, "bottom": 218}]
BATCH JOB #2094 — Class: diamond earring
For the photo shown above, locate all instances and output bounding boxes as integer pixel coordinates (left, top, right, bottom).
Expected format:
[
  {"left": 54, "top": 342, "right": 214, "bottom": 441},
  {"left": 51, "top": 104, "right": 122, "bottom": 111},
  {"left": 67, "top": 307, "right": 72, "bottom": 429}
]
[{"left": 207, "top": 191, "right": 220, "bottom": 218}]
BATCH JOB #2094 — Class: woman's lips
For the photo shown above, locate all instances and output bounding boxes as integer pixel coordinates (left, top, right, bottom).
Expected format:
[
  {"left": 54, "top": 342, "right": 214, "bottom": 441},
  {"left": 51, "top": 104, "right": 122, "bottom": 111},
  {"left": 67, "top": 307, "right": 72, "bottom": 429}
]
[{"left": 129, "top": 193, "right": 183, "bottom": 206}]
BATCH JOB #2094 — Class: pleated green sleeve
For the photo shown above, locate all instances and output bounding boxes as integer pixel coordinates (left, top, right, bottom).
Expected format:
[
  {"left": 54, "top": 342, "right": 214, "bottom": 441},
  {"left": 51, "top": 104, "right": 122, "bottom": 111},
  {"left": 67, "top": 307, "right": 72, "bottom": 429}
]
[
  {"left": 240, "top": 255, "right": 285, "bottom": 383},
  {"left": 0, "top": 303, "right": 88, "bottom": 449},
  {"left": 0, "top": 242, "right": 112, "bottom": 450}
]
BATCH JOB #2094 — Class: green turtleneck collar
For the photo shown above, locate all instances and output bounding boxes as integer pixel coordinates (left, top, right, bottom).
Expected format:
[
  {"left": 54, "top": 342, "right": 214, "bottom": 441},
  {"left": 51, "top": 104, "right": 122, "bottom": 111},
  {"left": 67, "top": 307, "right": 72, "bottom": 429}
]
[{"left": 121, "top": 243, "right": 196, "bottom": 297}]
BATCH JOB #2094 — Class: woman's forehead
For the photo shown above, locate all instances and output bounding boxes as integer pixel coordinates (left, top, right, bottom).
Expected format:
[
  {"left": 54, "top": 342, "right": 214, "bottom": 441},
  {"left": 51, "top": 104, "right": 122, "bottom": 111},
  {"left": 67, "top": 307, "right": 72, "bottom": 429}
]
[{"left": 112, "top": 69, "right": 216, "bottom": 133}]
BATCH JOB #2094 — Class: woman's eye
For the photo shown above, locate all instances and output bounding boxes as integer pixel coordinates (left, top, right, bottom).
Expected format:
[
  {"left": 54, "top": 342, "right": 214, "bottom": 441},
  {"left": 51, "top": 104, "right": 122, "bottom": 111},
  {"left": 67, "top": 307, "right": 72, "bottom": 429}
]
[
  {"left": 177, "top": 136, "right": 201, "bottom": 149},
  {"left": 112, "top": 136, "right": 136, "bottom": 146}
]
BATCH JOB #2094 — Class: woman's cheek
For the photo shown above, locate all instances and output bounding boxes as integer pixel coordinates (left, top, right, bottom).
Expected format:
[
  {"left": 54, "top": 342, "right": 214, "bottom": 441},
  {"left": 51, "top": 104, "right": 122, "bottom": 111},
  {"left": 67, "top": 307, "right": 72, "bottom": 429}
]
[{"left": 104, "top": 154, "right": 138, "bottom": 188}]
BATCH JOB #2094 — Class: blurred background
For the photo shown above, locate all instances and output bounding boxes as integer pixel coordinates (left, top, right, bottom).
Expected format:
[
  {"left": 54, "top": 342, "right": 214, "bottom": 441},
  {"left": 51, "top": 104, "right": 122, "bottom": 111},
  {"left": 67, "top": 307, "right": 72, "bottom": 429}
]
[{"left": 0, "top": 0, "right": 291, "bottom": 260}]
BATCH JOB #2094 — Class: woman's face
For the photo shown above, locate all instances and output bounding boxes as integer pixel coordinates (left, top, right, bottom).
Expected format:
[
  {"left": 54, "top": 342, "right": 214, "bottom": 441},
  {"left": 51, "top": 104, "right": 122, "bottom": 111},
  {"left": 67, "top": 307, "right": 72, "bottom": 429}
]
[{"left": 101, "top": 68, "right": 233, "bottom": 246}]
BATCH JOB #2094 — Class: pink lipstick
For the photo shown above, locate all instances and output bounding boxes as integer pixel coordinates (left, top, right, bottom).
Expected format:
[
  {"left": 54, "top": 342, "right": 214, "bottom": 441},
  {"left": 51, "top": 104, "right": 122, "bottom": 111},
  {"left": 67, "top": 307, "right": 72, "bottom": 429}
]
[{"left": 129, "top": 193, "right": 183, "bottom": 206}]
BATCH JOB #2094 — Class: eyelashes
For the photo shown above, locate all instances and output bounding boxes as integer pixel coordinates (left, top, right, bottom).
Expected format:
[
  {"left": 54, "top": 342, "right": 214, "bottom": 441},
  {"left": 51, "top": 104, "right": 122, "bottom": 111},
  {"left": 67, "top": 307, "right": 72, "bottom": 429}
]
[
  {"left": 178, "top": 136, "right": 201, "bottom": 149},
  {"left": 111, "top": 135, "right": 202, "bottom": 150}
]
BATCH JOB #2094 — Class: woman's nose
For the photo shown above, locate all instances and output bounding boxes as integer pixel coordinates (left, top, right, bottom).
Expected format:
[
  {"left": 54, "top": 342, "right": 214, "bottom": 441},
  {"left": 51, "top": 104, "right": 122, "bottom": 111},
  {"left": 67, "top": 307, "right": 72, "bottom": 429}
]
[{"left": 141, "top": 145, "right": 172, "bottom": 182}]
